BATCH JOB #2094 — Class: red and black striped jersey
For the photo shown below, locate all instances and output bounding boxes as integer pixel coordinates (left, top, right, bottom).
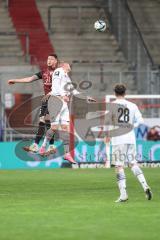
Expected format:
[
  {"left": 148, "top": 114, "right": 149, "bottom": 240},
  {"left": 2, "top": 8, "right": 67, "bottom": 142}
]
[{"left": 35, "top": 67, "right": 55, "bottom": 95}]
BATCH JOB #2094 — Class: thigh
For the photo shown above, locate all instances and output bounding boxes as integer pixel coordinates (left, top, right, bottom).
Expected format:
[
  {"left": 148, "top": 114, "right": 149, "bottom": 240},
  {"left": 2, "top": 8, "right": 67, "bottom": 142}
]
[
  {"left": 112, "top": 144, "right": 128, "bottom": 167},
  {"left": 126, "top": 144, "right": 137, "bottom": 165},
  {"left": 48, "top": 96, "right": 63, "bottom": 124},
  {"left": 60, "top": 101, "right": 70, "bottom": 125},
  {"left": 39, "top": 99, "right": 48, "bottom": 120}
]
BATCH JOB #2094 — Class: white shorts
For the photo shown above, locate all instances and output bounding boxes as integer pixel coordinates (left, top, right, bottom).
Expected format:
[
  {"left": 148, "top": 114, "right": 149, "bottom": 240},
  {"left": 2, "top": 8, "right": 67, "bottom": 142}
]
[
  {"left": 48, "top": 96, "right": 70, "bottom": 125},
  {"left": 111, "top": 144, "right": 137, "bottom": 167}
]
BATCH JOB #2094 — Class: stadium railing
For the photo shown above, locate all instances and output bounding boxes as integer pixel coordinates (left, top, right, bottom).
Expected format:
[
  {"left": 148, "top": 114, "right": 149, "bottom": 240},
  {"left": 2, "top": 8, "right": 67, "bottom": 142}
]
[
  {"left": 47, "top": 5, "right": 107, "bottom": 34},
  {"left": 3, "top": 128, "right": 35, "bottom": 142},
  {"left": 0, "top": 32, "right": 30, "bottom": 62},
  {"left": 105, "top": 0, "right": 160, "bottom": 94}
]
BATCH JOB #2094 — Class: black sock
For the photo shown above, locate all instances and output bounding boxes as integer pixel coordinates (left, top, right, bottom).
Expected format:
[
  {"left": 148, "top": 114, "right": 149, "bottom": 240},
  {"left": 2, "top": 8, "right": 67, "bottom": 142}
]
[
  {"left": 35, "top": 121, "right": 45, "bottom": 144},
  {"left": 45, "top": 120, "right": 55, "bottom": 145},
  {"left": 49, "top": 136, "right": 55, "bottom": 145}
]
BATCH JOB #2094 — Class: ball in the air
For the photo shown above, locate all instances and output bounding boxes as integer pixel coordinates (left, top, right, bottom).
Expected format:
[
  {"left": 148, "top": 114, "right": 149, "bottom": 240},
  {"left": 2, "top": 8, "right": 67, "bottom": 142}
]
[{"left": 94, "top": 20, "right": 106, "bottom": 32}]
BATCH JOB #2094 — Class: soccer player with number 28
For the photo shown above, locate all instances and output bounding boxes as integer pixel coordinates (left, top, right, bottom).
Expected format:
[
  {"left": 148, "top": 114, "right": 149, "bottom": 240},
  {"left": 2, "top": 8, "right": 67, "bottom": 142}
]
[{"left": 110, "top": 84, "right": 152, "bottom": 202}]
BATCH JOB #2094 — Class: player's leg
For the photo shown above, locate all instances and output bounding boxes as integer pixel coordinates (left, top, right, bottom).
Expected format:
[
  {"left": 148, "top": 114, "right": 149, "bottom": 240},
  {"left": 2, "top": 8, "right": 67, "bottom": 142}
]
[
  {"left": 39, "top": 124, "right": 58, "bottom": 155},
  {"left": 131, "top": 163, "right": 152, "bottom": 200},
  {"left": 39, "top": 95, "right": 63, "bottom": 154},
  {"left": 60, "top": 105, "right": 70, "bottom": 155},
  {"left": 45, "top": 114, "right": 55, "bottom": 146},
  {"left": 61, "top": 124, "right": 69, "bottom": 153},
  {"left": 115, "top": 166, "right": 128, "bottom": 202},
  {"left": 128, "top": 145, "right": 152, "bottom": 200},
  {"left": 38, "top": 110, "right": 58, "bottom": 155},
  {"left": 44, "top": 97, "right": 55, "bottom": 146},
  {"left": 23, "top": 100, "right": 47, "bottom": 153},
  {"left": 60, "top": 101, "right": 76, "bottom": 164},
  {"left": 45, "top": 96, "right": 64, "bottom": 153},
  {"left": 112, "top": 144, "right": 128, "bottom": 202},
  {"left": 35, "top": 99, "right": 49, "bottom": 144},
  {"left": 61, "top": 124, "right": 76, "bottom": 164}
]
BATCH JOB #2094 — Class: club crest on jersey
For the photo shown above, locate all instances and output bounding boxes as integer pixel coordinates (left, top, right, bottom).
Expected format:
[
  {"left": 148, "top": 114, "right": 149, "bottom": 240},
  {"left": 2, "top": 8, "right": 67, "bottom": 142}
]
[{"left": 54, "top": 71, "right": 60, "bottom": 76}]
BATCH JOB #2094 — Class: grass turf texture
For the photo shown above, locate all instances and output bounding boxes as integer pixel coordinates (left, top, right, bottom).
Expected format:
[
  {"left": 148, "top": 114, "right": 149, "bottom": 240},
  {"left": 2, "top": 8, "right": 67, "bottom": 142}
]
[{"left": 0, "top": 168, "right": 159, "bottom": 240}]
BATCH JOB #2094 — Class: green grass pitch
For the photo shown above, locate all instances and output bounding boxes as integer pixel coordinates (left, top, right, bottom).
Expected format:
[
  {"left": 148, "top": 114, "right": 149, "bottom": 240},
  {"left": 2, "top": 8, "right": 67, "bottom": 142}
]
[{"left": 0, "top": 168, "right": 160, "bottom": 240}]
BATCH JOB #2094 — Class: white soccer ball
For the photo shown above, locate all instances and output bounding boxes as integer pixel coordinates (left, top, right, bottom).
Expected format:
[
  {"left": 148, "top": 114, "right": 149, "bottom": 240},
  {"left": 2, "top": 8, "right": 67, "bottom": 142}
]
[{"left": 94, "top": 20, "right": 106, "bottom": 32}]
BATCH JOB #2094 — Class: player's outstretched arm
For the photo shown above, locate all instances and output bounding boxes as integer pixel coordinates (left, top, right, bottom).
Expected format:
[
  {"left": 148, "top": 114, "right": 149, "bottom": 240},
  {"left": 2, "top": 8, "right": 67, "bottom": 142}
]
[{"left": 8, "top": 75, "right": 38, "bottom": 85}]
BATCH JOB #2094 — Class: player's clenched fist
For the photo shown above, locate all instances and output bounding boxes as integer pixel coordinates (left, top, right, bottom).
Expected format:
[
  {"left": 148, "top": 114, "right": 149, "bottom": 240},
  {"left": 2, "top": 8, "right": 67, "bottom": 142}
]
[{"left": 8, "top": 79, "right": 15, "bottom": 85}]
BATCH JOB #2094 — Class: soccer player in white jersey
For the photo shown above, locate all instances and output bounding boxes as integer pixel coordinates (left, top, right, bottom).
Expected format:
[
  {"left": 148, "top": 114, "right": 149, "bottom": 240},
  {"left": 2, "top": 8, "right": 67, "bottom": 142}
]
[
  {"left": 38, "top": 62, "right": 79, "bottom": 164},
  {"left": 111, "top": 84, "right": 152, "bottom": 202}
]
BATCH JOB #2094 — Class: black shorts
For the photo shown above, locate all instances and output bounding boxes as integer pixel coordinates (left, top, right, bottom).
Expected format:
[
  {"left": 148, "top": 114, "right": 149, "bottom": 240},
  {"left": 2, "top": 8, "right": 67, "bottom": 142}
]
[{"left": 39, "top": 99, "right": 49, "bottom": 117}]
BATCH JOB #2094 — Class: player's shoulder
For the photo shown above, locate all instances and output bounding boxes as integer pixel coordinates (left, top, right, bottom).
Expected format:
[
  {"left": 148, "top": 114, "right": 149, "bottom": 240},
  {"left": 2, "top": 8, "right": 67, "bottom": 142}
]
[
  {"left": 54, "top": 67, "right": 63, "bottom": 71},
  {"left": 114, "top": 99, "right": 138, "bottom": 109},
  {"left": 53, "top": 67, "right": 64, "bottom": 77},
  {"left": 123, "top": 99, "right": 140, "bottom": 112},
  {"left": 127, "top": 99, "right": 137, "bottom": 106}
]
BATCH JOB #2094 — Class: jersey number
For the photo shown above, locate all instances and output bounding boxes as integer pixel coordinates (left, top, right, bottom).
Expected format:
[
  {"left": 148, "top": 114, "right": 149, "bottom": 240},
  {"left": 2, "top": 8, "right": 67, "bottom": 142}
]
[{"left": 118, "top": 108, "right": 130, "bottom": 123}]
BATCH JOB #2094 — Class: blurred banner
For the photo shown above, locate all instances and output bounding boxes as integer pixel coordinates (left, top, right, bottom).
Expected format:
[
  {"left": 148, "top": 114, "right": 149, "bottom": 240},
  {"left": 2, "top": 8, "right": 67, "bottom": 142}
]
[{"left": 0, "top": 140, "right": 160, "bottom": 169}]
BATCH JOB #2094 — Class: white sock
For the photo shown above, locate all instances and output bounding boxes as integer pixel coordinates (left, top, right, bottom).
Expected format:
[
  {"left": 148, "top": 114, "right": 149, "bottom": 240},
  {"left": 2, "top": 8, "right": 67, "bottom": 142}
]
[
  {"left": 42, "top": 129, "right": 55, "bottom": 148},
  {"left": 64, "top": 144, "right": 69, "bottom": 155},
  {"left": 33, "top": 143, "right": 38, "bottom": 147},
  {"left": 117, "top": 169, "right": 127, "bottom": 199},
  {"left": 131, "top": 165, "right": 149, "bottom": 191},
  {"left": 42, "top": 137, "right": 48, "bottom": 148}
]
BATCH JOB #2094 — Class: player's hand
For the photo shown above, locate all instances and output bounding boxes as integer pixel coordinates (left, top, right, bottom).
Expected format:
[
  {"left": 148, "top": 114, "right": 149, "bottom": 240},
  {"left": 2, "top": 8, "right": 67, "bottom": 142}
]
[
  {"left": 8, "top": 79, "right": 15, "bottom": 85},
  {"left": 42, "top": 94, "right": 50, "bottom": 103}
]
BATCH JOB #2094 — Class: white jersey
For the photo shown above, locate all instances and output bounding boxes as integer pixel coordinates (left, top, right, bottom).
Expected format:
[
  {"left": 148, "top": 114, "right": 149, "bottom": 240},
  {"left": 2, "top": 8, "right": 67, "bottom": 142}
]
[
  {"left": 111, "top": 98, "right": 144, "bottom": 145},
  {"left": 50, "top": 67, "right": 79, "bottom": 96}
]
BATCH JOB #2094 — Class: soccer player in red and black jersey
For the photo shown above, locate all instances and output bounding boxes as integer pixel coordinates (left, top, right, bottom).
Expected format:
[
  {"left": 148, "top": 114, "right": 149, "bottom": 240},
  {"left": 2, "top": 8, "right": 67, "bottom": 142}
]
[{"left": 8, "top": 53, "right": 59, "bottom": 153}]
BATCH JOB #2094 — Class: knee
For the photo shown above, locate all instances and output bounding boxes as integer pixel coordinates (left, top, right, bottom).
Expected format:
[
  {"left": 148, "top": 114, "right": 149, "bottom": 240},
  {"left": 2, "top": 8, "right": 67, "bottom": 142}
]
[
  {"left": 61, "top": 125, "right": 69, "bottom": 131},
  {"left": 116, "top": 166, "right": 125, "bottom": 181},
  {"left": 115, "top": 166, "right": 124, "bottom": 173},
  {"left": 51, "top": 125, "right": 58, "bottom": 131},
  {"left": 39, "top": 116, "right": 45, "bottom": 123},
  {"left": 131, "top": 164, "right": 142, "bottom": 175},
  {"left": 45, "top": 114, "right": 50, "bottom": 121}
]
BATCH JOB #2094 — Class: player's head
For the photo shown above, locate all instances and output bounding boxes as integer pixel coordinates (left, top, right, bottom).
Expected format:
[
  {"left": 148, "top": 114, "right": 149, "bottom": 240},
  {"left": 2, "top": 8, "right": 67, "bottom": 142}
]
[
  {"left": 61, "top": 62, "right": 71, "bottom": 73},
  {"left": 114, "top": 84, "right": 126, "bottom": 97},
  {"left": 47, "top": 53, "right": 58, "bottom": 68}
]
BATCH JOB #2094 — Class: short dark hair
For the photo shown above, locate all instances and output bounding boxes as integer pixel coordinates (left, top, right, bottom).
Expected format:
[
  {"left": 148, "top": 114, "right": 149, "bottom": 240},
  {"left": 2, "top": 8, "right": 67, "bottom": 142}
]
[
  {"left": 114, "top": 84, "right": 126, "bottom": 96},
  {"left": 48, "top": 53, "right": 58, "bottom": 59}
]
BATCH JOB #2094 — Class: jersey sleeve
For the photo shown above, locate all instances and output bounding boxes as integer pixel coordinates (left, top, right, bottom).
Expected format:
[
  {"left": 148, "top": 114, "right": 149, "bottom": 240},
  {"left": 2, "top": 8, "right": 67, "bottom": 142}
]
[
  {"left": 34, "top": 71, "right": 42, "bottom": 79},
  {"left": 133, "top": 106, "right": 144, "bottom": 128}
]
